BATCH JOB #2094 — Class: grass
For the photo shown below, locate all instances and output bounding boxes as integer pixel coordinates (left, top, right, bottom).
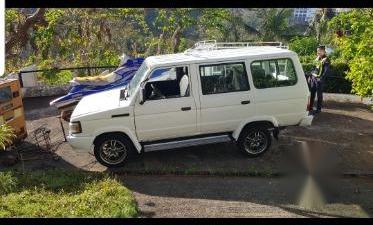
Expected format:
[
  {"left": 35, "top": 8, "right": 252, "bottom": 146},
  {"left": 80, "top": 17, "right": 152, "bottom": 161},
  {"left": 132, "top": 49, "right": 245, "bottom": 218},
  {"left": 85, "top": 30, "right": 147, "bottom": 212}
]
[
  {"left": 0, "top": 169, "right": 138, "bottom": 218},
  {"left": 368, "top": 104, "right": 373, "bottom": 111}
]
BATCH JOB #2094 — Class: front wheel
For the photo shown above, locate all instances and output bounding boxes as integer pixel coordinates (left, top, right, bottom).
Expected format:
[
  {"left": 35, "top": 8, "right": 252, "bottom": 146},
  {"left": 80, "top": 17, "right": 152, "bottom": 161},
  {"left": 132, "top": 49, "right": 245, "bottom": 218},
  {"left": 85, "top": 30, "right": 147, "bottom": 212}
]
[
  {"left": 237, "top": 126, "right": 272, "bottom": 157},
  {"left": 93, "top": 134, "right": 135, "bottom": 167}
]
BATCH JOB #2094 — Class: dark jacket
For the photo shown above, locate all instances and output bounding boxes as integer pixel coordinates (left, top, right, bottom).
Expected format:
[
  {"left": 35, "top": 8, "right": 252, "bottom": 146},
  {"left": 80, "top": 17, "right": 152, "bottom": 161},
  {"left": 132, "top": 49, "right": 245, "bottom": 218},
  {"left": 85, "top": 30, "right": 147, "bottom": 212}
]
[{"left": 314, "top": 56, "right": 330, "bottom": 81}]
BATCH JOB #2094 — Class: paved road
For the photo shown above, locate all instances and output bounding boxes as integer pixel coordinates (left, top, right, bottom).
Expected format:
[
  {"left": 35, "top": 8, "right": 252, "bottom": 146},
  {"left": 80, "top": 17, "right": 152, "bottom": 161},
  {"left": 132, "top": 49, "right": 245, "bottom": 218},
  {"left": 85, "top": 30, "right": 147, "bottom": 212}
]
[{"left": 121, "top": 175, "right": 373, "bottom": 218}]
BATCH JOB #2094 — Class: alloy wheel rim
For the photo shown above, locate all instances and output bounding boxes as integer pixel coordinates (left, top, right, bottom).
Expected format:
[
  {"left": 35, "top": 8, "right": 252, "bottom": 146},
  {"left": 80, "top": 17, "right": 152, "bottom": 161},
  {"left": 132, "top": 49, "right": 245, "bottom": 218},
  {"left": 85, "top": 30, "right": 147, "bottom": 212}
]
[
  {"left": 243, "top": 131, "right": 268, "bottom": 154},
  {"left": 99, "top": 139, "right": 127, "bottom": 165}
]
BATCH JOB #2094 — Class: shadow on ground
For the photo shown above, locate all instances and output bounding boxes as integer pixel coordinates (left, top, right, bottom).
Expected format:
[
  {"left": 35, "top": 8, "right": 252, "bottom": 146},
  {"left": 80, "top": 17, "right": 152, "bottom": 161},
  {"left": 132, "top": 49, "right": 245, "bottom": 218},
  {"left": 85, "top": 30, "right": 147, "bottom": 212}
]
[{"left": 119, "top": 174, "right": 373, "bottom": 218}]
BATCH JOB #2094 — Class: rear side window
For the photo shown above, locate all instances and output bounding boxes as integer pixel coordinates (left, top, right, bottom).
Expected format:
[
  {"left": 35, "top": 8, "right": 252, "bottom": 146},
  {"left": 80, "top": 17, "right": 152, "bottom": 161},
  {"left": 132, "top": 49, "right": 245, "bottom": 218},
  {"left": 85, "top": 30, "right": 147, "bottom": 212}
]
[
  {"left": 199, "top": 62, "right": 250, "bottom": 95},
  {"left": 251, "top": 58, "right": 297, "bottom": 89}
]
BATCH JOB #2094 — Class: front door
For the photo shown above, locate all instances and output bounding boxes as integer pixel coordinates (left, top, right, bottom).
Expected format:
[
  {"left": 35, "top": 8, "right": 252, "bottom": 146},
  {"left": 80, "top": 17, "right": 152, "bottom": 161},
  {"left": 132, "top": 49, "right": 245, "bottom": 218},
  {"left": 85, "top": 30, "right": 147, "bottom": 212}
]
[{"left": 134, "top": 65, "right": 197, "bottom": 142}]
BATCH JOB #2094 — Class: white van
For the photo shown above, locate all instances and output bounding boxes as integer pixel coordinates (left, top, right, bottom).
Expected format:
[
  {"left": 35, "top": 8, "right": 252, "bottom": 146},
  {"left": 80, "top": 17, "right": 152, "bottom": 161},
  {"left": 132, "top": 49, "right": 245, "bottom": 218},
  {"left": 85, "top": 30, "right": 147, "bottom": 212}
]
[{"left": 67, "top": 41, "right": 313, "bottom": 167}]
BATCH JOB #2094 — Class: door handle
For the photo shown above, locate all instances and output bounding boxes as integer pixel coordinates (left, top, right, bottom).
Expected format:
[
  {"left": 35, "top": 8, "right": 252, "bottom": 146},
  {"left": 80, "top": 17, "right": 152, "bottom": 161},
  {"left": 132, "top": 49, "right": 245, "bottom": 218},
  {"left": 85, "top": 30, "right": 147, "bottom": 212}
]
[
  {"left": 241, "top": 100, "right": 251, "bottom": 105},
  {"left": 181, "top": 107, "right": 191, "bottom": 111}
]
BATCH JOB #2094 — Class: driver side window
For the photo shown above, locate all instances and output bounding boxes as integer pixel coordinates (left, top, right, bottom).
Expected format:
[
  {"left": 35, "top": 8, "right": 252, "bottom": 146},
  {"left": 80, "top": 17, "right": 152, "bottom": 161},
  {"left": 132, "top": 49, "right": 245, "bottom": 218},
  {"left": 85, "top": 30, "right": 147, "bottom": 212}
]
[{"left": 145, "top": 66, "right": 190, "bottom": 101}]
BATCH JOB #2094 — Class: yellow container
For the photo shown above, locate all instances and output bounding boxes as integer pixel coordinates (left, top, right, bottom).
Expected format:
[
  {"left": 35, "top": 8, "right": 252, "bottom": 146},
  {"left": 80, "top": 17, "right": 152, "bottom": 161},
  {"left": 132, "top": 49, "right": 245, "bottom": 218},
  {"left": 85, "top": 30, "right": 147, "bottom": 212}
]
[{"left": 0, "top": 79, "right": 27, "bottom": 145}]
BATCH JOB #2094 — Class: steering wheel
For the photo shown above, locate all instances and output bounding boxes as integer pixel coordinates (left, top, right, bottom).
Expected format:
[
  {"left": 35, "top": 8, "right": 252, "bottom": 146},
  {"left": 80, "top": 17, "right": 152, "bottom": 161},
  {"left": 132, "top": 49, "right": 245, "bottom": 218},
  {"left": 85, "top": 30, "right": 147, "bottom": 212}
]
[{"left": 150, "top": 83, "right": 166, "bottom": 100}]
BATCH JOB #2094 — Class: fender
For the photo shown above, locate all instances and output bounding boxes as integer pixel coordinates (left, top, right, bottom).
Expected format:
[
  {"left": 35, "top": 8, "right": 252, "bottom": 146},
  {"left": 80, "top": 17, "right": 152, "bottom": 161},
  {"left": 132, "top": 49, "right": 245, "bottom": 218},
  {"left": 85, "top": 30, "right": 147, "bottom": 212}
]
[
  {"left": 232, "top": 116, "right": 279, "bottom": 141},
  {"left": 92, "top": 126, "right": 142, "bottom": 153}
]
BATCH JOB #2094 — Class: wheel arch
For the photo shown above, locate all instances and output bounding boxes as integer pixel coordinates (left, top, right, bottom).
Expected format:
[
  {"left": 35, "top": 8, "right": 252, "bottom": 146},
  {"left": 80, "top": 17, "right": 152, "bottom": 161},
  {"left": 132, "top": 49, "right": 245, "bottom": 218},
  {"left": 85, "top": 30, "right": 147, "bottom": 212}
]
[
  {"left": 93, "top": 130, "right": 141, "bottom": 153},
  {"left": 232, "top": 117, "right": 278, "bottom": 141}
]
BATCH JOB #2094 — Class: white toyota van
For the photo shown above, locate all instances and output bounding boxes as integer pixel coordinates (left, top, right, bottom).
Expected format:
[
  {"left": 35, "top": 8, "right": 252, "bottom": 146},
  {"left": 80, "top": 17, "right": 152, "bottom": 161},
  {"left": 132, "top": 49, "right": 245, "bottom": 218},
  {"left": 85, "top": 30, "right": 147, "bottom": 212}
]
[{"left": 67, "top": 41, "right": 313, "bottom": 167}]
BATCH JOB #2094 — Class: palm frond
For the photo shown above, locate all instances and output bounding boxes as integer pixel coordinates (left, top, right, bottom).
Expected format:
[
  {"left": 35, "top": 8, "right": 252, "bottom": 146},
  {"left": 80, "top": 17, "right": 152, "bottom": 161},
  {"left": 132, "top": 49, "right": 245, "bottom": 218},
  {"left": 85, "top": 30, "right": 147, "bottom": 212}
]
[{"left": 0, "top": 125, "right": 16, "bottom": 150}]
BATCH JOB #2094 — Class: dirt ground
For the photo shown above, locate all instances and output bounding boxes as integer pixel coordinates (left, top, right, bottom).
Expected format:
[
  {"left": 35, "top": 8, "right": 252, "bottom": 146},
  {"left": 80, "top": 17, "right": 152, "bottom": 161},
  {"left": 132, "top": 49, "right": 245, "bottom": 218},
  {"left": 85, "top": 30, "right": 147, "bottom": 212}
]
[{"left": 1, "top": 95, "right": 372, "bottom": 218}]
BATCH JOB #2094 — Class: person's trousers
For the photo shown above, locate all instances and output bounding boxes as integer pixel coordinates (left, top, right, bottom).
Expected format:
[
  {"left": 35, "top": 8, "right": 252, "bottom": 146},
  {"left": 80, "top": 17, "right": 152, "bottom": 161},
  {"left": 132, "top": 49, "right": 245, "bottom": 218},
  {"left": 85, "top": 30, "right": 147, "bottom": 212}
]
[{"left": 309, "top": 78, "right": 323, "bottom": 111}]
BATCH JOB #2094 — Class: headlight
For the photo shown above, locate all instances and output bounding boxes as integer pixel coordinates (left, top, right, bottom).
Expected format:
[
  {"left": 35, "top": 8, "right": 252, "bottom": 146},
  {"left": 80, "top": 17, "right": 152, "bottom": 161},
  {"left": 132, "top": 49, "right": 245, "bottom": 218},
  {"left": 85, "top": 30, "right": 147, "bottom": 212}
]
[{"left": 69, "top": 121, "right": 82, "bottom": 134}]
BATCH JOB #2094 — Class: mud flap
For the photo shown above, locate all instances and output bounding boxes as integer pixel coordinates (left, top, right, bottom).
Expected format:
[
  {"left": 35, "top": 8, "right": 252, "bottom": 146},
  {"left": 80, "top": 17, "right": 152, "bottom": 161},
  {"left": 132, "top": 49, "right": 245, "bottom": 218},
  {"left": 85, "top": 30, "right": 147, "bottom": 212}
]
[
  {"left": 273, "top": 127, "right": 279, "bottom": 141},
  {"left": 268, "top": 127, "right": 280, "bottom": 141}
]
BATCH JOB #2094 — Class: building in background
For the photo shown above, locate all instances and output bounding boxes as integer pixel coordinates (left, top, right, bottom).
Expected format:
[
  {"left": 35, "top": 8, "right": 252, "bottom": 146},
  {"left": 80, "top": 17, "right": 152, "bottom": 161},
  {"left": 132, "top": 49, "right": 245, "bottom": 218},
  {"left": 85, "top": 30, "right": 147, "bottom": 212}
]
[
  {"left": 292, "top": 8, "right": 317, "bottom": 25},
  {"left": 333, "top": 8, "right": 351, "bottom": 14},
  {"left": 292, "top": 8, "right": 352, "bottom": 25}
]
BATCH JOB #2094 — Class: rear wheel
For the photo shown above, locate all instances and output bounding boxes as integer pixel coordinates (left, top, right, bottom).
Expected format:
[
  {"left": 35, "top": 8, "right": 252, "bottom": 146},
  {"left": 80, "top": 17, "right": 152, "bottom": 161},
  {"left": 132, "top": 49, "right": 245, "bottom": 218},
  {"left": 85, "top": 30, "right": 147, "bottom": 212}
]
[
  {"left": 237, "top": 126, "right": 272, "bottom": 157},
  {"left": 93, "top": 134, "right": 135, "bottom": 167}
]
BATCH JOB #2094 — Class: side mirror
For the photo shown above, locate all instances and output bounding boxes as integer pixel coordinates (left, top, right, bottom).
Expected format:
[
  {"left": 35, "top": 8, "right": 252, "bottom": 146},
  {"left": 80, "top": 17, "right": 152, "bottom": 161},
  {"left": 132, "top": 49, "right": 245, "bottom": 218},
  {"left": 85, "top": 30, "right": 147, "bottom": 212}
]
[{"left": 139, "top": 82, "right": 146, "bottom": 105}]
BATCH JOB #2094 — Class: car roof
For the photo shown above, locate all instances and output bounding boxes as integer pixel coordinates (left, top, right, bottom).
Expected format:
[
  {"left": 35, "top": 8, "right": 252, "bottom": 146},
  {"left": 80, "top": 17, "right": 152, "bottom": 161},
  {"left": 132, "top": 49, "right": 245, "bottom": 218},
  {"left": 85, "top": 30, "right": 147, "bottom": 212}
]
[{"left": 145, "top": 47, "right": 295, "bottom": 68}]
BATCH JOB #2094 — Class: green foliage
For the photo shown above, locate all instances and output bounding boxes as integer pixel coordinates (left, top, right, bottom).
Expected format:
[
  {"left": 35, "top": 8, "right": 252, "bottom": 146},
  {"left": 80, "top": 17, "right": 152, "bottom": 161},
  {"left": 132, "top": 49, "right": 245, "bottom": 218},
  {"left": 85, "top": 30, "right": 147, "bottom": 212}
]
[
  {"left": 7, "top": 8, "right": 345, "bottom": 89},
  {"left": 198, "top": 8, "right": 231, "bottom": 40},
  {"left": 345, "top": 57, "right": 373, "bottom": 97},
  {"left": 257, "top": 8, "right": 293, "bottom": 41},
  {"left": 5, "top": 9, "right": 19, "bottom": 32},
  {"left": 328, "top": 9, "right": 373, "bottom": 97},
  {"left": 0, "top": 170, "right": 138, "bottom": 217},
  {"left": 289, "top": 36, "right": 318, "bottom": 56},
  {"left": 97, "top": 50, "right": 121, "bottom": 66},
  {"left": 324, "top": 62, "right": 352, "bottom": 93},
  {"left": 301, "top": 61, "right": 352, "bottom": 94},
  {"left": 37, "top": 60, "right": 73, "bottom": 85},
  {"left": 0, "top": 172, "right": 18, "bottom": 195},
  {"left": 0, "top": 124, "right": 16, "bottom": 150}
]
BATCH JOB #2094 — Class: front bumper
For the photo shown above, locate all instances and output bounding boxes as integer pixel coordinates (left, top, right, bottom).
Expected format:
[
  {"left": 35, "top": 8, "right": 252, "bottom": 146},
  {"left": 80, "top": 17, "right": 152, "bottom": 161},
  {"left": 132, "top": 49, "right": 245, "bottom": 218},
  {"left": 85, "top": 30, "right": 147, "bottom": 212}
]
[{"left": 66, "top": 135, "right": 94, "bottom": 152}]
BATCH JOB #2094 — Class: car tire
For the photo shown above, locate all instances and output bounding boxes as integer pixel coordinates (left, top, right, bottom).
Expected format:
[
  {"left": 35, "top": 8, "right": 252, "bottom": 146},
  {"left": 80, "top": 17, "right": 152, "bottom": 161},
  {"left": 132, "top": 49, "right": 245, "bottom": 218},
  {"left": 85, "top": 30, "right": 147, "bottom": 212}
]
[
  {"left": 93, "top": 133, "right": 136, "bottom": 168},
  {"left": 237, "top": 126, "right": 272, "bottom": 157}
]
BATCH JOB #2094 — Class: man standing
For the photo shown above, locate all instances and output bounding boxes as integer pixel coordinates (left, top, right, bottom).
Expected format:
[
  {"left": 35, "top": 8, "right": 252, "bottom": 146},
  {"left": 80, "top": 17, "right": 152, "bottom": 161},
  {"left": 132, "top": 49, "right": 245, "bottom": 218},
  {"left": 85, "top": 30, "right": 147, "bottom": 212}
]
[{"left": 309, "top": 45, "right": 330, "bottom": 114}]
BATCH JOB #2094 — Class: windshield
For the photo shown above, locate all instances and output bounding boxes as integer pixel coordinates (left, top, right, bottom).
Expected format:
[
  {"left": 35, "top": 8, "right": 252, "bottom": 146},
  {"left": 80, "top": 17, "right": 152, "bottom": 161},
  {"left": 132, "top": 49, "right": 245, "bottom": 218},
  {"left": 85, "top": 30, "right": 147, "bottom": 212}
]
[{"left": 128, "top": 62, "right": 148, "bottom": 97}]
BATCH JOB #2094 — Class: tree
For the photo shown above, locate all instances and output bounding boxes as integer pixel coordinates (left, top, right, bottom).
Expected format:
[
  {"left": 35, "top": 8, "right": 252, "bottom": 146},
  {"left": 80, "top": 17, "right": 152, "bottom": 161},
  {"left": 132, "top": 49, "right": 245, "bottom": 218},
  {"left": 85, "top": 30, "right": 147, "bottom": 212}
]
[
  {"left": 305, "top": 8, "right": 335, "bottom": 43},
  {"left": 257, "top": 8, "right": 293, "bottom": 41},
  {"left": 152, "top": 9, "right": 196, "bottom": 54},
  {"left": 5, "top": 8, "right": 47, "bottom": 57},
  {"left": 197, "top": 8, "right": 231, "bottom": 41},
  {"left": 221, "top": 11, "right": 259, "bottom": 42},
  {"left": 5, "top": 8, "right": 281, "bottom": 77},
  {"left": 328, "top": 9, "right": 373, "bottom": 97}
]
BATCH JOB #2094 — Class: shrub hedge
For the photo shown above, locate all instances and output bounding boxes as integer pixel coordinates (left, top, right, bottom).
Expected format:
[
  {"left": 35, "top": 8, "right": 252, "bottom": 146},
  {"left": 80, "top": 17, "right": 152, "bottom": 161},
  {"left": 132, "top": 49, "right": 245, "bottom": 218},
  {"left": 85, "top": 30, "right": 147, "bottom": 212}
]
[{"left": 301, "top": 62, "right": 352, "bottom": 94}]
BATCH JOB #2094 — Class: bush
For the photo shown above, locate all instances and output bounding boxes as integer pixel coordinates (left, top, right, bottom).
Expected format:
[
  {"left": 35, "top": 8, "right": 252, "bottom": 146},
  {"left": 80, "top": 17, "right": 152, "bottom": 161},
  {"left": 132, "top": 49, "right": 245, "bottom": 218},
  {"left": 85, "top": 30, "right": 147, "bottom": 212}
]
[
  {"left": 324, "top": 62, "right": 352, "bottom": 93},
  {"left": 38, "top": 60, "right": 74, "bottom": 85},
  {"left": 301, "top": 62, "right": 352, "bottom": 94},
  {"left": 328, "top": 9, "right": 373, "bottom": 97},
  {"left": 289, "top": 36, "right": 318, "bottom": 56},
  {"left": 43, "top": 70, "right": 74, "bottom": 85},
  {"left": 0, "top": 171, "right": 18, "bottom": 195}
]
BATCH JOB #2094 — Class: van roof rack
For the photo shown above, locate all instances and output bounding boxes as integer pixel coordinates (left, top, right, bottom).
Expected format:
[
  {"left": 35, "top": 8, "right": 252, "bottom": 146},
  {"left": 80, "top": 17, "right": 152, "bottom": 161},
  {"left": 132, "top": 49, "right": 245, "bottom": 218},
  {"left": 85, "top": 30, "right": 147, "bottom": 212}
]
[{"left": 185, "top": 40, "right": 288, "bottom": 53}]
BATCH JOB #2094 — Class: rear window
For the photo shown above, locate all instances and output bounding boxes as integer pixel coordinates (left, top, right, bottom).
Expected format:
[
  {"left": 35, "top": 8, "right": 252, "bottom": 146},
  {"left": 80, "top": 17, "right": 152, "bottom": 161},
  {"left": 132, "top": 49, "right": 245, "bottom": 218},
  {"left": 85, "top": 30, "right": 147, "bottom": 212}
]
[{"left": 250, "top": 58, "right": 297, "bottom": 89}]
